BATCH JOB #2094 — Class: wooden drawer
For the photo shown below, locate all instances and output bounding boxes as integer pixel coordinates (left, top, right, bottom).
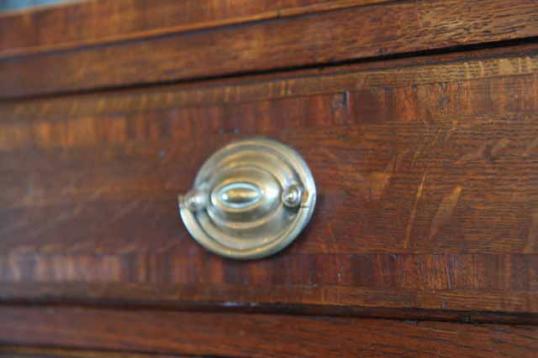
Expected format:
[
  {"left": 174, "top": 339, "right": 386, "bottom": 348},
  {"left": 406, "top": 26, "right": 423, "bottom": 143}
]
[
  {"left": 0, "top": 0, "right": 537, "bottom": 356},
  {"left": 1, "top": 44, "right": 537, "bottom": 316}
]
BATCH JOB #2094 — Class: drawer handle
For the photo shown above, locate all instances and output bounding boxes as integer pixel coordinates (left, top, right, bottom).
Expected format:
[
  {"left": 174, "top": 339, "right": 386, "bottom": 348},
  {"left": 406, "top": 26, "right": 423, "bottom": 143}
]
[{"left": 178, "top": 137, "right": 316, "bottom": 259}]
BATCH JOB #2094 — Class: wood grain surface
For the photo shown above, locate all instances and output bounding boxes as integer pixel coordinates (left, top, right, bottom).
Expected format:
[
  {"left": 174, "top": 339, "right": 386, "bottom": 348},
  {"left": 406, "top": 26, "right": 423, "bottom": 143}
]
[
  {"left": 1, "top": 0, "right": 537, "bottom": 98},
  {"left": 0, "top": 44, "right": 536, "bottom": 317},
  {"left": 0, "top": 346, "right": 183, "bottom": 358},
  {"left": 0, "top": 306, "right": 536, "bottom": 357},
  {"left": 0, "top": 0, "right": 389, "bottom": 56}
]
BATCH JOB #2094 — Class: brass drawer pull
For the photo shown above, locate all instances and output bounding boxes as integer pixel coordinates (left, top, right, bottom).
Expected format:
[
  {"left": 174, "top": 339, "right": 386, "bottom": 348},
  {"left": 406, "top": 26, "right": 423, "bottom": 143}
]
[{"left": 178, "top": 138, "right": 316, "bottom": 259}]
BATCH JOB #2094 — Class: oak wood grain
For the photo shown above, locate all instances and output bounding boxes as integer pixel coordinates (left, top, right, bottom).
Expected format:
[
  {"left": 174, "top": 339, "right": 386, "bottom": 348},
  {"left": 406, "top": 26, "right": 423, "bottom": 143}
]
[
  {"left": 0, "top": 0, "right": 389, "bottom": 57},
  {"left": 0, "top": 45, "right": 536, "bottom": 316},
  {"left": 1, "top": 0, "right": 537, "bottom": 98},
  {"left": 0, "top": 306, "right": 536, "bottom": 357}
]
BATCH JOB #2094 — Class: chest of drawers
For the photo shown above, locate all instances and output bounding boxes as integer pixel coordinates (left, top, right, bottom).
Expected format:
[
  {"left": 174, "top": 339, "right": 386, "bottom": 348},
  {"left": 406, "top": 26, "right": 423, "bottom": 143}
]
[{"left": 0, "top": 1, "right": 537, "bottom": 356}]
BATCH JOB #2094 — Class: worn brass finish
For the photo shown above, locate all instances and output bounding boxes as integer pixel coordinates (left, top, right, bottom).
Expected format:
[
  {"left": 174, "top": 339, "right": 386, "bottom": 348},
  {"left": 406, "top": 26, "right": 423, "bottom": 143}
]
[{"left": 178, "top": 138, "right": 316, "bottom": 259}]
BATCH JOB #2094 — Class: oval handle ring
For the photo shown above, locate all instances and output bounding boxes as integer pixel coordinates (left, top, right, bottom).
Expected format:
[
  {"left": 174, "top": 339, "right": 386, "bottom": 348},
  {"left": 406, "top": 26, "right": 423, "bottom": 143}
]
[{"left": 178, "top": 137, "right": 316, "bottom": 260}]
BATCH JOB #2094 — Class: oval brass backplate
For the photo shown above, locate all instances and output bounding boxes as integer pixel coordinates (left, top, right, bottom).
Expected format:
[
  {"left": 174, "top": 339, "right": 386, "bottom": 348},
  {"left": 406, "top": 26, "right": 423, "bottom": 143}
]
[{"left": 178, "top": 137, "right": 316, "bottom": 260}]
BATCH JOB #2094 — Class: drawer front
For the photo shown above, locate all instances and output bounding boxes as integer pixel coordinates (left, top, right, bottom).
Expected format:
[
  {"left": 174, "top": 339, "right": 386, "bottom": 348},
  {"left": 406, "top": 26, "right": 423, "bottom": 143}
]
[
  {"left": 0, "top": 306, "right": 537, "bottom": 357},
  {"left": 1, "top": 1, "right": 538, "bottom": 355},
  {"left": 1, "top": 0, "right": 538, "bottom": 98},
  {"left": 1, "top": 44, "right": 537, "bottom": 317}
]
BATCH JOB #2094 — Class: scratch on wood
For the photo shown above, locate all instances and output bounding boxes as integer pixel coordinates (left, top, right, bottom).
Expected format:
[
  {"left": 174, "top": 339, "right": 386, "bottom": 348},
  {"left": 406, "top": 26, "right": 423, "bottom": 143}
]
[
  {"left": 456, "top": 143, "right": 488, "bottom": 164},
  {"left": 404, "top": 172, "right": 427, "bottom": 249},
  {"left": 490, "top": 138, "right": 510, "bottom": 159},
  {"left": 368, "top": 172, "right": 391, "bottom": 200},
  {"left": 457, "top": 138, "right": 511, "bottom": 165},
  {"left": 524, "top": 211, "right": 538, "bottom": 253},
  {"left": 429, "top": 186, "right": 463, "bottom": 241},
  {"left": 367, "top": 156, "right": 397, "bottom": 201}
]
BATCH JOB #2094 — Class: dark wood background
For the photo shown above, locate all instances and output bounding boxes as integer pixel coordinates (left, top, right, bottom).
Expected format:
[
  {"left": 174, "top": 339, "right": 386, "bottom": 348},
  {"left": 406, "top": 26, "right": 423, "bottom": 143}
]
[
  {"left": 1, "top": 0, "right": 537, "bottom": 98},
  {"left": 0, "top": 0, "right": 537, "bottom": 356}
]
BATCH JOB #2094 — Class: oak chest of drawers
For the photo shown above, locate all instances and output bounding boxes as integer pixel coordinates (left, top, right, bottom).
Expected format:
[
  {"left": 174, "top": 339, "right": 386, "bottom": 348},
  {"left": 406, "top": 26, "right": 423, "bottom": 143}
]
[{"left": 0, "top": 0, "right": 537, "bottom": 356}]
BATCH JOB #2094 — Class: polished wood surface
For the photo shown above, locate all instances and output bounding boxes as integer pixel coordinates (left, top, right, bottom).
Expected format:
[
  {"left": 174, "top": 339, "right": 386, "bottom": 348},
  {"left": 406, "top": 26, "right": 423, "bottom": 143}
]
[
  {"left": 0, "top": 346, "right": 183, "bottom": 358},
  {"left": 1, "top": 0, "right": 537, "bottom": 98},
  {"left": 0, "top": 1, "right": 537, "bottom": 356},
  {"left": 0, "top": 45, "right": 536, "bottom": 317},
  {"left": 0, "top": 0, "right": 388, "bottom": 56},
  {"left": 1, "top": 306, "right": 536, "bottom": 357}
]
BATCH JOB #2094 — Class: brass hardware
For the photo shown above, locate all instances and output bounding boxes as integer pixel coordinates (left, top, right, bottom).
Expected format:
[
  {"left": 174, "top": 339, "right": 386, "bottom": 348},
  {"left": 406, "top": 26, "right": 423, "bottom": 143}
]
[{"left": 178, "top": 137, "right": 316, "bottom": 259}]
